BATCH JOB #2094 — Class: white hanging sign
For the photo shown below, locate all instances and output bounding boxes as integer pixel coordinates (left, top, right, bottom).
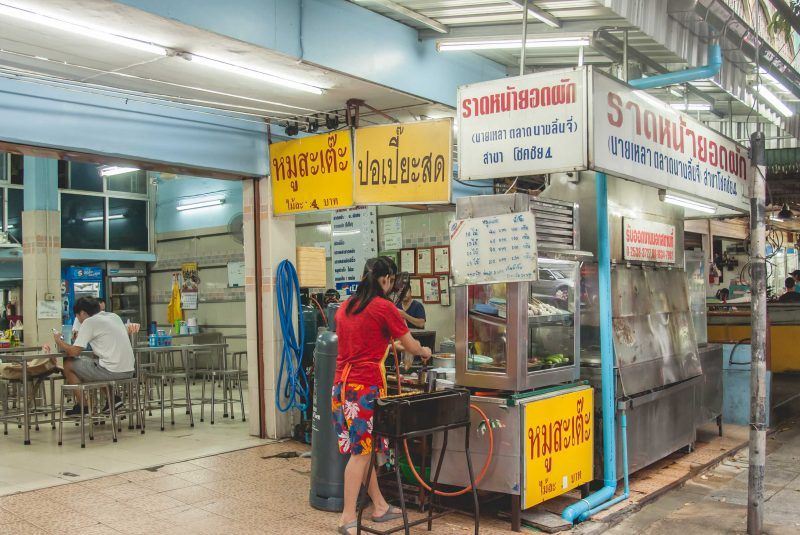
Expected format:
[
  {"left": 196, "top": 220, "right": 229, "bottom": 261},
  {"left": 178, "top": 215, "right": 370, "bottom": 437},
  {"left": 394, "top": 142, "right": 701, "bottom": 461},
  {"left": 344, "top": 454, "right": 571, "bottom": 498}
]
[
  {"left": 590, "top": 70, "right": 750, "bottom": 211},
  {"left": 623, "top": 219, "right": 676, "bottom": 264},
  {"left": 457, "top": 67, "right": 588, "bottom": 180},
  {"left": 449, "top": 212, "right": 538, "bottom": 285},
  {"left": 332, "top": 206, "right": 377, "bottom": 291}
]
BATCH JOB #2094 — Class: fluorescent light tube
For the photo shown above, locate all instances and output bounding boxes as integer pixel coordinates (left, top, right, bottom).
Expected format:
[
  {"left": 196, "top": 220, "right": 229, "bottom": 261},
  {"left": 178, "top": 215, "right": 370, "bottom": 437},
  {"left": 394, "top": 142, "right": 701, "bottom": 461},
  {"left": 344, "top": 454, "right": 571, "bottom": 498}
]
[
  {"left": 437, "top": 36, "right": 590, "bottom": 51},
  {"left": 176, "top": 198, "right": 225, "bottom": 211},
  {"left": 0, "top": 4, "right": 168, "bottom": 55},
  {"left": 759, "top": 69, "right": 790, "bottom": 93},
  {"left": 186, "top": 54, "right": 324, "bottom": 95},
  {"left": 100, "top": 166, "right": 139, "bottom": 177},
  {"left": 756, "top": 85, "right": 793, "bottom": 117},
  {"left": 659, "top": 191, "right": 716, "bottom": 214},
  {"left": 669, "top": 88, "right": 683, "bottom": 98},
  {"left": 669, "top": 103, "right": 712, "bottom": 111},
  {"left": 82, "top": 214, "right": 124, "bottom": 222}
]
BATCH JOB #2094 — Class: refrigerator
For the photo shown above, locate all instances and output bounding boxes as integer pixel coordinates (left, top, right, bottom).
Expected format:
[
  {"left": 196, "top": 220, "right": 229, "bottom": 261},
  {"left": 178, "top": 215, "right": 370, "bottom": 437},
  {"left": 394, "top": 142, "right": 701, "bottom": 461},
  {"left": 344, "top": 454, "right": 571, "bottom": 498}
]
[
  {"left": 105, "top": 262, "right": 148, "bottom": 327},
  {"left": 62, "top": 266, "right": 104, "bottom": 325}
]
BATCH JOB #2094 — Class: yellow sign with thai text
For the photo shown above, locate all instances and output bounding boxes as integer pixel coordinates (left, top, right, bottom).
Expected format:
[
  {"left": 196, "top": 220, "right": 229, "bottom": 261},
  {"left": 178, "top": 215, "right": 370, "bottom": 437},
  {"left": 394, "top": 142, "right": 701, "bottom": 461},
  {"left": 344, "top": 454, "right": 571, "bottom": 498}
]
[
  {"left": 354, "top": 118, "right": 452, "bottom": 204},
  {"left": 270, "top": 131, "right": 354, "bottom": 215},
  {"left": 523, "top": 387, "right": 593, "bottom": 509}
]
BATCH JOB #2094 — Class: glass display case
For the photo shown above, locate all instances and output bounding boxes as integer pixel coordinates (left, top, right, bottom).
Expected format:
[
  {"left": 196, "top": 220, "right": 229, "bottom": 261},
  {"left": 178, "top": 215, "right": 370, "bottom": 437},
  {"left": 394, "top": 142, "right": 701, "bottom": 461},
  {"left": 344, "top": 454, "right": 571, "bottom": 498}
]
[{"left": 455, "top": 258, "right": 581, "bottom": 391}]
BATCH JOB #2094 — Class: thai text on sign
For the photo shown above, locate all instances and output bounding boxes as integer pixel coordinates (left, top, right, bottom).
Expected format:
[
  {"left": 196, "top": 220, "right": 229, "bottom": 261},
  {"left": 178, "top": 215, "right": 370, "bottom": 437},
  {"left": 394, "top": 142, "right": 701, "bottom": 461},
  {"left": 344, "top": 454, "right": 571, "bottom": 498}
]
[
  {"left": 449, "top": 211, "right": 537, "bottom": 286},
  {"left": 353, "top": 119, "right": 451, "bottom": 204},
  {"left": 270, "top": 132, "right": 354, "bottom": 215},
  {"left": 523, "top": 387, "right": 593, "bottom": 508},
  {"left": 457, "top": 67, "right": 587, "bottom": 181},
  {"left": 591, "top": 70, "right": 749, "bottom": 211},
  {"left": 623, "top": 219, "right": 676, "bottom": 264}
]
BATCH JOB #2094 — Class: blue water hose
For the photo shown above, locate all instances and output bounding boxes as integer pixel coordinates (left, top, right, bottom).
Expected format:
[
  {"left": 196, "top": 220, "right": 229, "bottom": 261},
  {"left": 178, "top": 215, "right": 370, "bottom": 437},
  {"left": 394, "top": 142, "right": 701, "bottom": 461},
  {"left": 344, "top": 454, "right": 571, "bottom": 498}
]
[{"left": 275, "top": 259, "right": 310, "bottom": 413}]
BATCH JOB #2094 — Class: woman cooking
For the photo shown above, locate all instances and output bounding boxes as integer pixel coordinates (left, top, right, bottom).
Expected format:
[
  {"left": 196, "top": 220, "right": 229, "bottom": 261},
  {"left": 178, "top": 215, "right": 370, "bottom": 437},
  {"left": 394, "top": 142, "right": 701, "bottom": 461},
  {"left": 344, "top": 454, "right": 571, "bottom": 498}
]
[
  {"left": 332, "top": 257, "right": 432, "bottom": 535},
  {"left": 397, "top": 291, "right": 426, "bottom": 329}
]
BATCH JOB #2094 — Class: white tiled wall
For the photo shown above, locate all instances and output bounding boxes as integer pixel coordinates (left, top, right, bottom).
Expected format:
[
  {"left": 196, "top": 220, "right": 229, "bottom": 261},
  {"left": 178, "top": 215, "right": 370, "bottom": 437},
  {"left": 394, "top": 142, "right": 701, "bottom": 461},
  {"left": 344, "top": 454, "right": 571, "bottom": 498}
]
[{"left": 294, "top": 207, "right": 457, "bottom": 348}]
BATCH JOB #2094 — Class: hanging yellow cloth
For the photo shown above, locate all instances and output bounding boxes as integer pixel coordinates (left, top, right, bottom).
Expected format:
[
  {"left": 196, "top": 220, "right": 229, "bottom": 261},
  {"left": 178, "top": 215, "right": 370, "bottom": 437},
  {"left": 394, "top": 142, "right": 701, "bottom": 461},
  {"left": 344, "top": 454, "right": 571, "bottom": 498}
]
[{"left": 166, "top": 275, "right": 182, "bottom": 324}]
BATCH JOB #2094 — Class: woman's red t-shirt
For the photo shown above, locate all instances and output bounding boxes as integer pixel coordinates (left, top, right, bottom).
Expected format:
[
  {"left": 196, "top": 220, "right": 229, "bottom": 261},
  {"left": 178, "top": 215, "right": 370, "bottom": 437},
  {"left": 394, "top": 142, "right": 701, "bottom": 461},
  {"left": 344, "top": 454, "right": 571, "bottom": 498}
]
[{"left": 334, "top": 297, "right": 409, "bottom": 387}]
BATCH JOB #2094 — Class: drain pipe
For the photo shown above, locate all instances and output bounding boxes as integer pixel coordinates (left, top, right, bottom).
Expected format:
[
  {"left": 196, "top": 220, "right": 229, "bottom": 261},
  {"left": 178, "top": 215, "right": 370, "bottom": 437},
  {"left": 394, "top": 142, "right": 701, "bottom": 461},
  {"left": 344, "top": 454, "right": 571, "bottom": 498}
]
[
  {"left": 562, "top": 170, "right": 617, "bottom": 523},
  {"left": 578, "top": 409, "right": 629, "bottom": 521},
  {"left": 628, "top": 43, "right": 721, "bottom": 90}
]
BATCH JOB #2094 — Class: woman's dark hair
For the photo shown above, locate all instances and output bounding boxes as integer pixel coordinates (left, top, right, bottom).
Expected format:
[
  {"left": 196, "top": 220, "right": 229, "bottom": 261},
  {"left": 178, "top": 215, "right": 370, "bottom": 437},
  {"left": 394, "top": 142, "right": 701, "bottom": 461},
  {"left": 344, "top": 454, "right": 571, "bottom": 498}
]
[
  {"left": 346, "top": 257, "right": 393, "bottom": 315},
  {"left": 74, "top": 296, "right": 101, "bottom": 317},
  {"left": 380, "top": 255, "right": 398, "bottom": 276}
]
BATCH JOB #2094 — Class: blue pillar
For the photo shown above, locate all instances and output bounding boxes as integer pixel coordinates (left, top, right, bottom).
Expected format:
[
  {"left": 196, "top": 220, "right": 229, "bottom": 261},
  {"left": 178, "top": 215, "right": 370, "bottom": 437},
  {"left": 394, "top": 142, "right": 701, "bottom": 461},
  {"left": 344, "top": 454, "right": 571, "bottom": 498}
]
[{"left": 23, "top": 156, "right": 58, "bottom": 211}]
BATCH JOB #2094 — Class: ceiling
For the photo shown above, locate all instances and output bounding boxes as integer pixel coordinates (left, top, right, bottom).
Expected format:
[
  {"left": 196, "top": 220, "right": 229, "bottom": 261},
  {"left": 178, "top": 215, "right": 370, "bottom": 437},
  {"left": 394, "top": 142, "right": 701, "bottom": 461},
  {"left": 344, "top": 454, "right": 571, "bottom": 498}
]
[
  {"left": 349, "top": 0, "right": 799, "bottom": 130},
  {"left": 0, "top": 0, "right": 453, "bottom": 132}
]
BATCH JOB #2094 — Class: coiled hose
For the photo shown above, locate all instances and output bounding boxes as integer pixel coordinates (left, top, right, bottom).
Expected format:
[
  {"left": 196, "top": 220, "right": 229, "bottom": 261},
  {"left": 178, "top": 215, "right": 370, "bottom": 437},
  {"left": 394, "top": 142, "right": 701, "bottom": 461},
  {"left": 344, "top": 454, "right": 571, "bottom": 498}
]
[{"left": 275, "top": 260, "right": 310, "bottom": 413}]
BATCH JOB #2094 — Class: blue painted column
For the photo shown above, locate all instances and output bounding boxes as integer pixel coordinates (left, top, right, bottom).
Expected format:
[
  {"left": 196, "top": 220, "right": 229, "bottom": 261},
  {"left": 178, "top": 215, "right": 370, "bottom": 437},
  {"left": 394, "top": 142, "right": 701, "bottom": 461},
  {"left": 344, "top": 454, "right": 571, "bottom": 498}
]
[
  {"left": 21, "top": 156, "right": 61, "bottom": 346},
  {"left": 23, "top": 156, "right": 58, "bottom": 210}
]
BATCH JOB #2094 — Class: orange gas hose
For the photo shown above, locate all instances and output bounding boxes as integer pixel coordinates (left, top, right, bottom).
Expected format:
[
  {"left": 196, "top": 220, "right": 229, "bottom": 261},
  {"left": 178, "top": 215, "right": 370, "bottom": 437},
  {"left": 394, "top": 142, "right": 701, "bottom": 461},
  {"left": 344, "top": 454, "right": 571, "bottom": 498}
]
[{"left": 388, "top": 343, "right": 494, "bottom": 497}]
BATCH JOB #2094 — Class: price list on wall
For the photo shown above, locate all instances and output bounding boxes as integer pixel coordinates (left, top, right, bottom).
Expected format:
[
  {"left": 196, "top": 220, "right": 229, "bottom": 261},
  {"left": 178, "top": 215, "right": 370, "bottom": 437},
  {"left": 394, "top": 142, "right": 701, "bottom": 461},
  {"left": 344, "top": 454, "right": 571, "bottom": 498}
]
[
  {"left": 449, "top": 211, "right": 537, "bottom": 286},
  {"left": 332, "top": 206, "right": 378, "bottom": 295}
]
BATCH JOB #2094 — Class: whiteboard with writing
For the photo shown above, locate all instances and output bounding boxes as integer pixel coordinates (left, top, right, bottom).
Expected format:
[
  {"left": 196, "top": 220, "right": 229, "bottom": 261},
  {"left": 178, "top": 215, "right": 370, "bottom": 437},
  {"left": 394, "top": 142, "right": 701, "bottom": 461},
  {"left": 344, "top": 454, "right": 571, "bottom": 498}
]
[
  {"left": 449, "top": 212, "right": 538, "bottom": 286},
  {"left": 332, "top": 206, "right": 378, "bottom": 289}
]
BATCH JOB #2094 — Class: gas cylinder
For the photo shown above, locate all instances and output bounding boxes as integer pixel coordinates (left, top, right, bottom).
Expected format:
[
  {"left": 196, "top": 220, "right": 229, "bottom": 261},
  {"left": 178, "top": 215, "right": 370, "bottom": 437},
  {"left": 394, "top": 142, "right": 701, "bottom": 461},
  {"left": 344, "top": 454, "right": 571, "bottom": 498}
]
[
  {"left": 309, "top": 303, "right": 346, "bottom": 511},
  {"left": 301, "top": 304, "right": 317, "bottom": 369}
]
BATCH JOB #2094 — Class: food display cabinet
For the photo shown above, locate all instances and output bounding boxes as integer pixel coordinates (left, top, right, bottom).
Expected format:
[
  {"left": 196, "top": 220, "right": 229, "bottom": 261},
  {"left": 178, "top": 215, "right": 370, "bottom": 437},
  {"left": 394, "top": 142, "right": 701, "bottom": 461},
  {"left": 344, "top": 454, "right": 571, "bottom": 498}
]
[{"left": 454, "top": 194, "right": 586, "bottom": 392}]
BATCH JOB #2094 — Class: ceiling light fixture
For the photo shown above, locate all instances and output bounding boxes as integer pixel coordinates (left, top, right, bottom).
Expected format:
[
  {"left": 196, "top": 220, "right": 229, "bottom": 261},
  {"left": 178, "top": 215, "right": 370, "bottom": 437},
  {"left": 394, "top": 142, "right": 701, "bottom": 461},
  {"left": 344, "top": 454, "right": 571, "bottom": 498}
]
[
  {"left": 284, "top": 122, "right": 299, "bottom": 137},
  {"left": 759, "top": 69, "right": 790, "bottom": 93},
  {"left": 658, "top": 189, "right": 716, "bottom": 214},
  {"left": 177, "top": 197, "right": 225, "bottom": 211},
  {"left": 437, "top": 35, "right": 591, "bottom": 52},
  {"left": 756, "top": 85, "right": 793, "bottom": 117},
  {"left": 185, "top": 54, "right": 324, "bottom": 95},
  {"left": 0, "top": 4, "right": 168, "bottom": 55},
  {"left": 669, "top": 88, "right": 683, "bottom": 98},
  {"left": 100, "top": 166, "right": 140, "bottom": 177},
  {"left": 325, "top": 113, "right": 340, "bottom": 130},
  {"left": 82, "top": 214, "right": 125, "bottom": 222},
  {"left": 776, "top": 203, "right": 794, "bottom": 221},
  {"left": 669, "top": 102, "right": 712, "bottom": 111}
]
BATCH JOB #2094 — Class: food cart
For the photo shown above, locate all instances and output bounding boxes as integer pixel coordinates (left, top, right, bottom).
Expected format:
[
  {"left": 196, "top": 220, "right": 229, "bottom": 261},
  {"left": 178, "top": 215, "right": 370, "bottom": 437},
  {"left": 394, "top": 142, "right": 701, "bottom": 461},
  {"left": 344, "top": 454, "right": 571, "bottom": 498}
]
[
  {"left": 432, "top": 193, "right": 594, "bottom": 530},
  {"left": 433, "top": 65, "right": 747, "bottom": 528}
]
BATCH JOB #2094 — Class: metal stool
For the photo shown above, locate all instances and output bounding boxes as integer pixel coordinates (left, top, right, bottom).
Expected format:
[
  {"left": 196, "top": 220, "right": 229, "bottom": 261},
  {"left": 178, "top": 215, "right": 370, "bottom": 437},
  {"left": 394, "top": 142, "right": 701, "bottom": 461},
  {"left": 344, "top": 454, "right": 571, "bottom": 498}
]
[
  {"left": 111, "top": 376, "right": 144, "bottom": 434},
  {"left": 58, "top": 382, "right": 117, "bottom": 448},
  {"left": 144, "top": 369, "right": 195, "bottom": 431},
  {"left": 230, "top": 351, "right": 247, "bottom": 386},
  {"left": 198, "top": 367, "right": 245, "bottom": 424}
]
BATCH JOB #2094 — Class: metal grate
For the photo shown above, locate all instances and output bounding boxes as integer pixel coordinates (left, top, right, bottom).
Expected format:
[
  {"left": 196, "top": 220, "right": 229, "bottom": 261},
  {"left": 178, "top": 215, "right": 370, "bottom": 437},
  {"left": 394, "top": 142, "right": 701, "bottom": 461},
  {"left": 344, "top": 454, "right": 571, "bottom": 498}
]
[{"left": 530, "top": 197, "right": 578, "bottom": 250}]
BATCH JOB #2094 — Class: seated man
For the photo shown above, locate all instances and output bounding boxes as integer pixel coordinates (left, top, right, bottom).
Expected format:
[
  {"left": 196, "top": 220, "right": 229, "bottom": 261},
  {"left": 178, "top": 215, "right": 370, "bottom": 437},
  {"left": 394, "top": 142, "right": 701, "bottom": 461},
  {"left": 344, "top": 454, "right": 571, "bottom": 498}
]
[
  {"left": 54, "top": 297, "right": 134, "bottom": 415},
  {"left": 778, "top": 277, "right": 800, "bottom": 303}
]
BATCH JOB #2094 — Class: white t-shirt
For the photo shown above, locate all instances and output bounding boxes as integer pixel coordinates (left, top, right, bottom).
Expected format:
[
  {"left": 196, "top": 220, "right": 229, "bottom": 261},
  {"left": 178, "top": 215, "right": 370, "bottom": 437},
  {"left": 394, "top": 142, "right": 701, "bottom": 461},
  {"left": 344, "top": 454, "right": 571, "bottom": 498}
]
[{"left": 73, "top": 312, "right": 134, "bottom": 373}]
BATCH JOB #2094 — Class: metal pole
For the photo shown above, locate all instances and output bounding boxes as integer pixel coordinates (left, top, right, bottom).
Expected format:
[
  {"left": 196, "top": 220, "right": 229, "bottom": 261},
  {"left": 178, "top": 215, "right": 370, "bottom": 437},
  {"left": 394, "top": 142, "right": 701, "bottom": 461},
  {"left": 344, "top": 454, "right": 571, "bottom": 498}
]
[
  {"left": 747, "top": 130, "right": 767, "bottom": 535},
  {"left": 519, "top": 0, "right": 529, "bottom": 76},
  {"left": 622, "top": 29, "right": 628, "bottom": 82}
]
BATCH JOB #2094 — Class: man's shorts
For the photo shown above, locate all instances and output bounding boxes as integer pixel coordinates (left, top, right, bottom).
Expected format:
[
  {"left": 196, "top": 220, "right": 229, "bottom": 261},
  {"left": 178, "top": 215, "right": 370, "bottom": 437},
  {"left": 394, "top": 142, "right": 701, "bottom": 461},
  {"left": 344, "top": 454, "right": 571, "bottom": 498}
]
[{"left": 70, "top": 356, "right": 133, "bottom": 382}]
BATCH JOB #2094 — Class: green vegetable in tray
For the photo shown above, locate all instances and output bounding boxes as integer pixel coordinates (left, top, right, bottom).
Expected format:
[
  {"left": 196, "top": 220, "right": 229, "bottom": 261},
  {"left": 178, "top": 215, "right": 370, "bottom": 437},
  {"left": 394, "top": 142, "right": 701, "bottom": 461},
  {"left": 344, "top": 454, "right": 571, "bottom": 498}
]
[{"left": 544, "top": 353, "right": 568, "bottom": 364}]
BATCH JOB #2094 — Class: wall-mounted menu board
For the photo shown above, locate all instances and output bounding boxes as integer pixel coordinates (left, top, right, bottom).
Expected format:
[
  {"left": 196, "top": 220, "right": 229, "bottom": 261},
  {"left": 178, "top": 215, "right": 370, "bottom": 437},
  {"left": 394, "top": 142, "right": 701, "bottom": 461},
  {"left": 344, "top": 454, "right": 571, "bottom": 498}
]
[{"left": 449, "top": 212, "right": 537, "bottom": 286}]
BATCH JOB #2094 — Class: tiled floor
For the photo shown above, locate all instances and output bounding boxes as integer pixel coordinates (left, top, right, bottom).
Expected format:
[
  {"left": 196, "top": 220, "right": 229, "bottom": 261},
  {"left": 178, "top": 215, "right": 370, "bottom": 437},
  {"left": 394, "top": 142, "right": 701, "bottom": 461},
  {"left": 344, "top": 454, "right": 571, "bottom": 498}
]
[
  {"left": 0, "top": 386, "right": 265, "bottom": 496},
  {"left": 0, "top": 441, "right": 519, "bottom": 535}
]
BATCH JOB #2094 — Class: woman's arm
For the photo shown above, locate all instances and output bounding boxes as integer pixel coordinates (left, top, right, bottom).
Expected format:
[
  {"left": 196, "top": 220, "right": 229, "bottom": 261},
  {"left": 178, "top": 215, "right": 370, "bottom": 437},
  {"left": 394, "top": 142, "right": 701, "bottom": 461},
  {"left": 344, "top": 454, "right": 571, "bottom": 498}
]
[
  {"left": 399, "top": 310, "right": 426, "bottom": 329},
  {"left": 397, "top": 332, "right": 431, "bottom": 360}
]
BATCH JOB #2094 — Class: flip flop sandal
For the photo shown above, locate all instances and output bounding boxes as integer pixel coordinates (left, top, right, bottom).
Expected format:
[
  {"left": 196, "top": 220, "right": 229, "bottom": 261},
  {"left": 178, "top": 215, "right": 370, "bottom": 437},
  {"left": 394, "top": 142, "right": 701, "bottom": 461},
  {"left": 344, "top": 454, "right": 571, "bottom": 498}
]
[
  {"left": 337, "top": 520, "right": 357, "bottom": 534},
  {"left": 371, "top": 507, "right": 403, "bottom": 523}
]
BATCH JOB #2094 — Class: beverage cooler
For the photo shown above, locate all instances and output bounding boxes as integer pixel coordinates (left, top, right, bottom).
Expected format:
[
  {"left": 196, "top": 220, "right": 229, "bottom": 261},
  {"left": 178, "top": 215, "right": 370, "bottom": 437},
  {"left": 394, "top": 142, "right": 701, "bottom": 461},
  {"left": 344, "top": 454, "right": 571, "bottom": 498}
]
[
  {"left": 62, "top": 266, "right": 104, "bottom": 324},
  {"left": 105, "top": 262, "right": 147, "bottom": 326}
]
